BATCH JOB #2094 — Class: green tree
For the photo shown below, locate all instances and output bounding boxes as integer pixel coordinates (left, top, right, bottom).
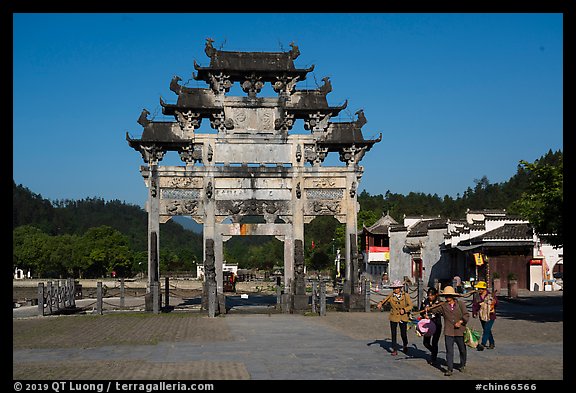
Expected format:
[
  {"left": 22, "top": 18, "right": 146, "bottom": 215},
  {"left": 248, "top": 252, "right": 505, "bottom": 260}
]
[
  {"left": 309, "top": 250, "right": 331, "bottom": 271},
  {"left": 510, "top": 155, "right": 563, "bottom": 247},
  {"left": 13, "top": 225, "right": 50, "bottom": 277},
  {"left": 78, "top": 226, "right": 133, "bottom": 278}
]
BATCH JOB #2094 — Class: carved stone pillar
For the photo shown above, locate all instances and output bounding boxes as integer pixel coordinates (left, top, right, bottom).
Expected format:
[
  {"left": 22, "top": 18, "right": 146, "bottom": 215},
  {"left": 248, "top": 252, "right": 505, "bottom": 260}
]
[
  {"left": 203, "top": 175, "right": 218, "bottom": 316},
  {"left": 204, "top": 239, "right": 217, "bottom": 317},
  {"left": 147, "top": 164, "right": 160, "bottom": 292},
  {"left": 293, "top": 239, "right": 308, "bottom": 311}
]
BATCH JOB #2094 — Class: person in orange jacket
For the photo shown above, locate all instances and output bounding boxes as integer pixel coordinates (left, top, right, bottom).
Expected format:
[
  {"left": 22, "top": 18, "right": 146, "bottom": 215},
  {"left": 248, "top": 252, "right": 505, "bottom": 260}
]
[{"left": 377, "top": 279, "right": 413, "bottom": 356}]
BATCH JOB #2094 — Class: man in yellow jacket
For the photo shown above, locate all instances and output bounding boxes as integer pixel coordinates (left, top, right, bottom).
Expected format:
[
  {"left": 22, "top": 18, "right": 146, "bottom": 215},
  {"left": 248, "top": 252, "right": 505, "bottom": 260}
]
[{"left": 377, "top": 279, "right": 414, "bottom": 356}]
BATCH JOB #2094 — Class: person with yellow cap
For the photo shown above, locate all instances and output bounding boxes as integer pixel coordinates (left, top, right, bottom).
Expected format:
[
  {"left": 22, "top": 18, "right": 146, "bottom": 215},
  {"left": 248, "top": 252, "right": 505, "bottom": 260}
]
[{"left": 472, "top": 280, "right": 498, "bottom": 351}]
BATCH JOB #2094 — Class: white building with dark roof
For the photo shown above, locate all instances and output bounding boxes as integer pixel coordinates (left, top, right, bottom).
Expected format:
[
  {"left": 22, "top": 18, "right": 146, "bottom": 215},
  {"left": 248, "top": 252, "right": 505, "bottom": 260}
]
[{"left": 370, "top": 208, "right": 563, "bottom": 292}]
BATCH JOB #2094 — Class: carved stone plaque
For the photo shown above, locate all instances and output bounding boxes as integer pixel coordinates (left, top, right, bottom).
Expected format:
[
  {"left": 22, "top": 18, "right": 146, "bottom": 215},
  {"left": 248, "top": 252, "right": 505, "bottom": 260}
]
[
  {"left": 216, "top": 200, "right": 292, "bottom": 217},
  {"left": 305, "top": 189, "right": 344, "bottom": 200},
  {"left": 159, "top": 177, "right": 203, "bottom": 188},
  {"left": 161, "top": 199, "right": 200, "bottom": 215},
  {"left": 216, "top": 178, "right": 291, "bottom": 189},
  {"left": 216, "top": 188, "right": 291, "bottom": 201},
  {"left": 161, "top": 189, "right": 201, "bottom": 199},
  {"left": 304, "top": 177, "right": 346, "bottom": 189},
  {"left": 224, "top": 107, "right": 277, "bottom": 131},
  {"left": 305, "top": 200, "right": 342, "bottom": 215}
]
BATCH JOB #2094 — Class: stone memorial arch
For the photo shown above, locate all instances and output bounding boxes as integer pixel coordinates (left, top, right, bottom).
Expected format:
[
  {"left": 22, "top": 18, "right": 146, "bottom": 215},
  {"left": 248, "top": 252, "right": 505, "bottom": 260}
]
[{"left": 127, "top": 39, "right": 381, "bottom": 316}]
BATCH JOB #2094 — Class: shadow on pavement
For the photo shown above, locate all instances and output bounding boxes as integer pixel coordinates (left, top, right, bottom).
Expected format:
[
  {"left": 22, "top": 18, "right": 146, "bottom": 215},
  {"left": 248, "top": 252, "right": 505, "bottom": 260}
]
[{"left": 496, "top": 294, "right": 563, "bottom": 323}]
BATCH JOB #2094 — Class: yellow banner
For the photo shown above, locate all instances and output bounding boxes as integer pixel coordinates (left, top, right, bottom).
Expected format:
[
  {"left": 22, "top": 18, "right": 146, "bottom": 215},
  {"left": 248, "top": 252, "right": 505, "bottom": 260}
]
[{"left": 474, "top": 253, "right": 484, "bottom": 266}]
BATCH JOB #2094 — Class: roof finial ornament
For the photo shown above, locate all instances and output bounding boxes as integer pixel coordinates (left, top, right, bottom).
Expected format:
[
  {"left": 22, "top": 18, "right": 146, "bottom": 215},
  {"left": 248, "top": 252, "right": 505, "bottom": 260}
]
[
  {"left": 137, "top": 109, "right": 150, "bottom": 127},
  {"left": 319, "top": 76, "right": 332, "bottom": 95},
  {"left": 355, "top": 109, "right": 367, "bottom": 128},
  {"left": 170, "top": 75, "right": 182, "bottom": 95},
  {"left": 205, "top": 38, "right": 216, "bottom": 58},
  {"left": 289, "top": 41, "right": 300, "bottom": 60}
]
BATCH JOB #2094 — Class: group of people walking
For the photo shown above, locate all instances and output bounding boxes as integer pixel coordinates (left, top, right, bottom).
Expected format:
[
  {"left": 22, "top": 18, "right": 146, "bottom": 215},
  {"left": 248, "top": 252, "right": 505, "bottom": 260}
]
[{"left": 376, "top": 279, "right": 498, "bottom": 376}]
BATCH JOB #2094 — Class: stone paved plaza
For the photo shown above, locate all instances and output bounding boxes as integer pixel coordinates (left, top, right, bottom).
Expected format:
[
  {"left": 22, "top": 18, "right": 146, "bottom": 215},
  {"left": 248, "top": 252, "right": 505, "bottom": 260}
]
[{"left": 13, "top": 291, "right": 562, "bottom": 380}]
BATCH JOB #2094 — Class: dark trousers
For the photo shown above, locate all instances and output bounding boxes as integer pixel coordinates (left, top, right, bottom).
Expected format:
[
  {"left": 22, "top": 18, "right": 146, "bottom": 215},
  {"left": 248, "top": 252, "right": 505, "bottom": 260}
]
[
  {"left": 390, "top": 321, "right": 408, "bottom": 349},
  {"left": 480, "top": 319, "right": 495, "bottom": 346},
  {"left": 445, "top": 335, "right": 466, "bottom": 371},
  {"left": 423, "top": 323, "right": 442, "bottom": 361}
]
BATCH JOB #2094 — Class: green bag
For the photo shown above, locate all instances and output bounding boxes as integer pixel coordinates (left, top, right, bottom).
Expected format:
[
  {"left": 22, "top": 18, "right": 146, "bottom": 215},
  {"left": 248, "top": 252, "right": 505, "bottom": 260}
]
[{"left": 464, "top": 326, "right": 481, "bottom": 348}]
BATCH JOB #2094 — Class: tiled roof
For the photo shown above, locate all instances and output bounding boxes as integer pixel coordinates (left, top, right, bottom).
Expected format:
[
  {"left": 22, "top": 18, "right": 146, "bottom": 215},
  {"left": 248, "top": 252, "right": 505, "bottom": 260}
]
[
  {"left": 470, "top": 223, "right": 533, "bottom": 244},
  {"left": 448, "top": 219, "right": 467, "bottom": 224},
  {"left": 389, "top": 225, "right": 408, "bottom": 232},
  {"left": 467, "top": 209, "right": 507, "bottom": 214},
  {"left": 406, "top": 218, "right": 448, "bottom": 237},
  {"left": 485, "top": 215, "right": 526, "bottom": 221},
  {"left": 363, "top": 213, "right": 398, "bottom": 235}
]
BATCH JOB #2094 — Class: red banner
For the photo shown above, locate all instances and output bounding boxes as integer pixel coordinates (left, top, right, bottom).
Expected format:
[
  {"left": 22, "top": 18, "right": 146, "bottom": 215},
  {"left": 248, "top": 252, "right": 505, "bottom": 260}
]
[{"left": 369, "top": 246, "right": 389, "bottom": 253}]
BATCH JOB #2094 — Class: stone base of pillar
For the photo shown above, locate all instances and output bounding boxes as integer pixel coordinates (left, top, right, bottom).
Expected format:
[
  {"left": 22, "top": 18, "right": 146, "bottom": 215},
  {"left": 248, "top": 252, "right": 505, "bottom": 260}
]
[
  {"left": 293, "top": 294, "right": 309, "bottom": 311},
  {"left": 207, "top": 282, "right": 217, "bottom": 317},
  {"left": 218, "top": 294, "right": 226, "bottom": 314},
  {"left": 343, "top": 293, "right": 366, "bottom": 311},
  {"left": 145, "top": 293, "right": 162, "bottom": 312},
  {"left": 343, "top": 280, "right": 352, "bottom": 295},
  {"left": 281, "top": 294, "right": 292, "bottom": 313}
]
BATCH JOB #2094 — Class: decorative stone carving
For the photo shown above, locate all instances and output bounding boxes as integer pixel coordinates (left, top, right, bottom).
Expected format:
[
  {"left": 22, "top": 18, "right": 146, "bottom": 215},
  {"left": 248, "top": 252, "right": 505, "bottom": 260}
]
[
  {"left": 161, "top": 189, "right": 201, "bottom": 199},
  {"left": 355, "top": 109, "right": 367, "bottom": 128},
  {"left": 274, "top": 112, "right": 294, "bottom": 132},
  {"left": 137, "top": 109, "right": 151, "bottom": 127},
  {"left": 289, "top": 42, "right": 300, "bottom": 60},
  {"left": 139, "top": 144, "right": 165, "bottom": 164},
  {"left": 295, "top": 144, "right": 302, "bottom": 162},
  {"left": 310, "top": 178, "right": 336, "bottom": 188},
  {"left": 305, "top": 189, "right": 344, "bottom": 200},
  {"left": 304, "top": 144, "right": 328, "bottom": 166},
  {"left": 294, "top": 239, "right": 305, "bottom": 295},
  {"left": 178, "top": 144, "right": 203, "bottom": 164},
  {"left": 207, "top": 144, "right": 213, "bottom": 162},
  {"left": 350, "top": 181, "right": 357, "bottom": 197},
  {"left": 319, "top": 76, "right": 332, "bottom": 95},
  {"left": 206, "top": 181, "right": 213, "bottom": 199},
  {"left": 169, "top": 75, "right": 183, "bottom": 95},
  {"left": 150, "top": 178, "right": 158, "bottom": 198},
  {"left": 339, "top": 145, "right": 357, "bottom": 165},
  {"left": 210, "top": 112, "right": 234, "bottom": 132},
  {"left": 175, "top": 110, "right": 201, "bottom": 132},
  {"left": 304, "top": 112, "right": 330, "bottom": 132},
  {"left": 273, "top": 75, "right": 299, "bottom": 95},
  {"left": 296, "top": 182, "right": 301, "bottom": 199},
  {"left": 204, "top": 38, "right": 216, "bottom": 58},
  {"left": 339, "top": 145, "right": 368, "bottom": 165},
  {"left": 217, "top": 200, "right": 291, "bottom": 222},
  {"left": 242, "top": 73, "right": 264, "bottom": 97},
  {"left": 161, "top": 177, "right": 202, "bottom": 189},
  {"left": 206, "top": 71, "right": 232, "bottom": 94},
  {"left": 260, "top": 110, "right": 273, "bottom": 129},
  {"left": 165, "top": 200, "right": 199, "bottom": 215},
  {"left": 309, "top": 200, "right": 341, "bottom": 215}
]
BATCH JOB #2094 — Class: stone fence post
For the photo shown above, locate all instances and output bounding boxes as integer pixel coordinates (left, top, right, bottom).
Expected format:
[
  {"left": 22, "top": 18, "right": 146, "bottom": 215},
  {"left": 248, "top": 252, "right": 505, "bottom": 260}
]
[
  {"left": 96, "top": 281, "right": 103, "bottom": 315},
  {"left": 37, "top": 283, "right": 44, "bottom": 316}
]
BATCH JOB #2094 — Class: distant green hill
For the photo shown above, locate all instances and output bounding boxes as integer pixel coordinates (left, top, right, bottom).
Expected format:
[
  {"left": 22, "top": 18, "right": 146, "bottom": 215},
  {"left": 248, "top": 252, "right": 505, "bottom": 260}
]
[
  {"left": 172, "top": 216, "right": 203, "bottom": 234},
  {"left": 12, "top": 181, "right": 203, "bottom": 276},
  {"left": 12, "top": 148, "right": 562, "bottom": 275}
]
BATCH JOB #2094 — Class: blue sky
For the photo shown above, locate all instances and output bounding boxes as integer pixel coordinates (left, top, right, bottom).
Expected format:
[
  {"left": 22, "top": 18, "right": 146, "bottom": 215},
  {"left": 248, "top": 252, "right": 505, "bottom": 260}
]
[{"left": 13, "top": 13, "right": 563, "bottom": 208}]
